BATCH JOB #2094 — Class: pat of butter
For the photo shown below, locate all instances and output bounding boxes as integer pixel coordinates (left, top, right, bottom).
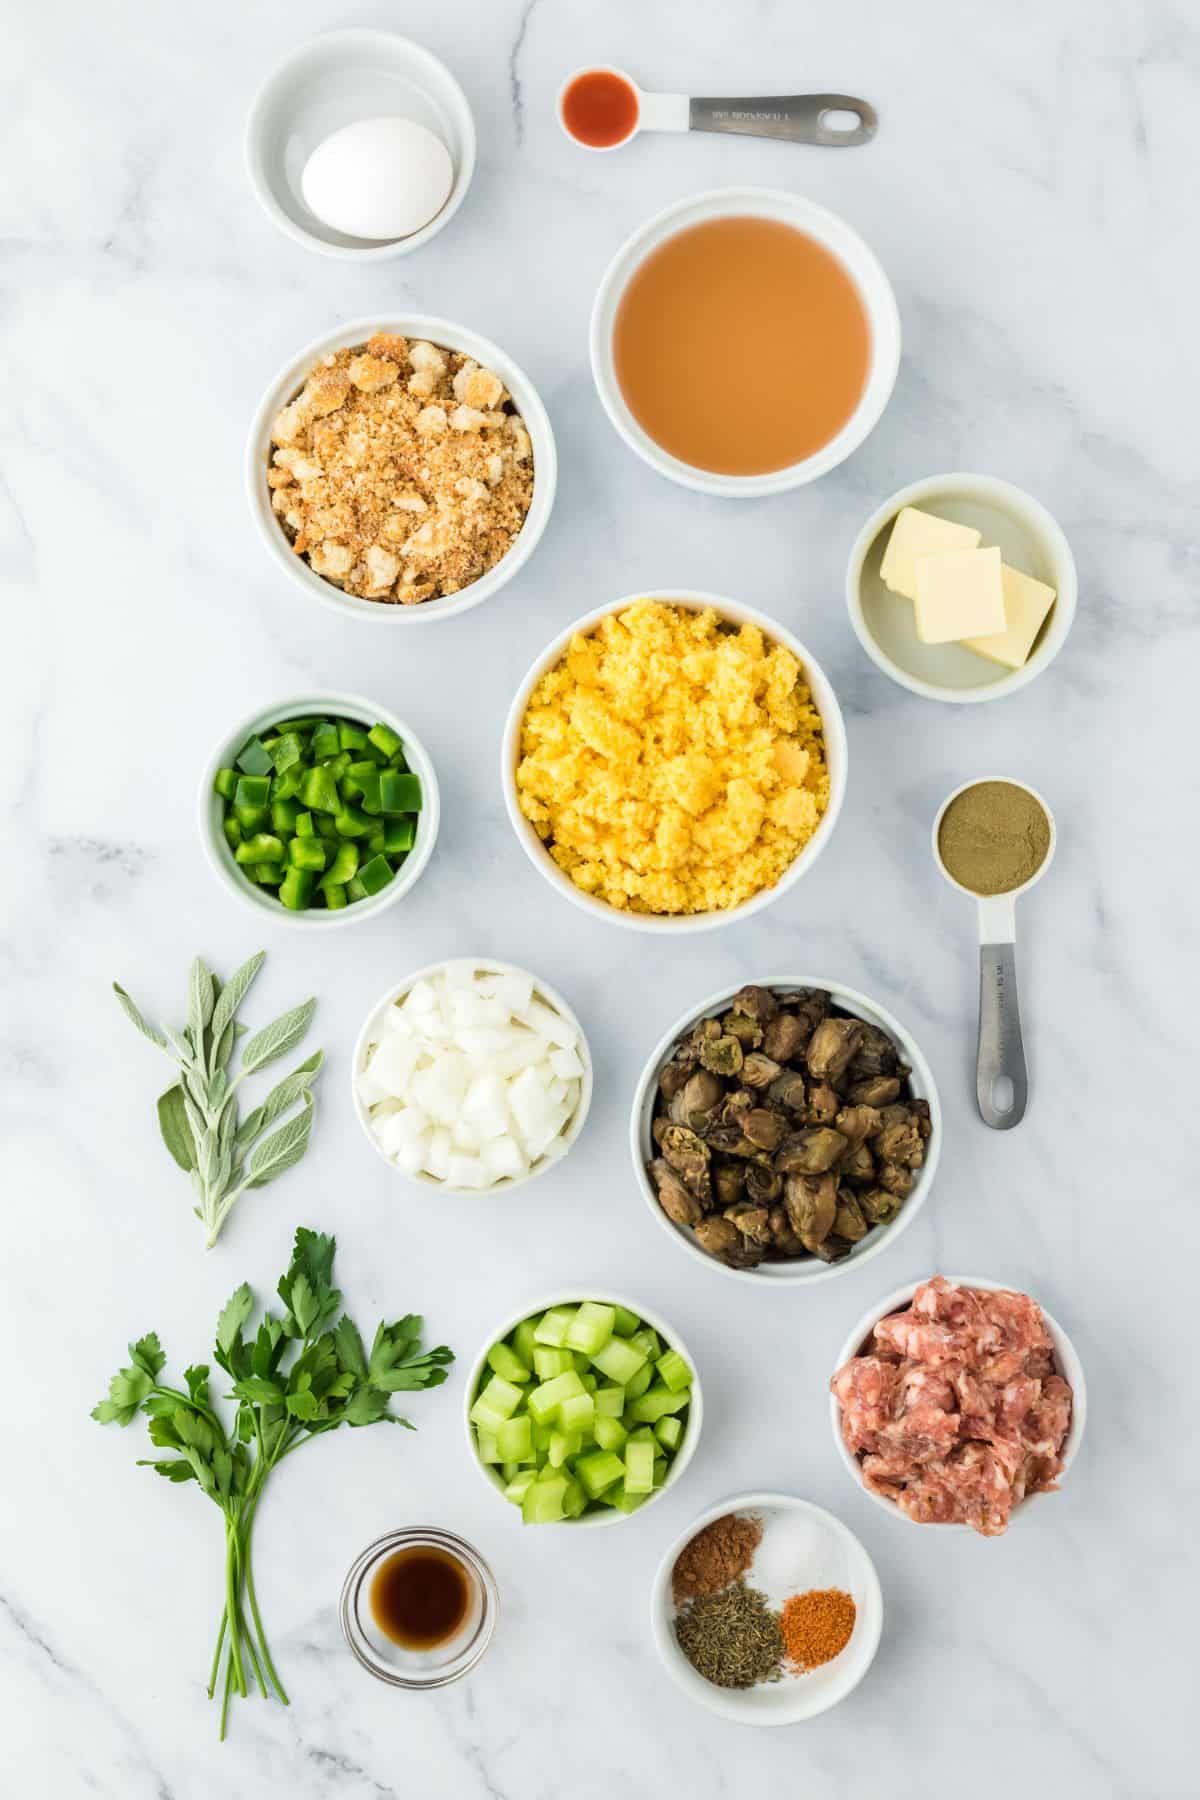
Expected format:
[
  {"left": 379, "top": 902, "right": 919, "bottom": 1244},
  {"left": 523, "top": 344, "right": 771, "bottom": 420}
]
[
  {"left": 914, "top": 546, "right": 1006, "bottom": 644},
  {"left": 880, "top": 506, "right": 982, "bottom": 602},
  {"left": 965, "top": 564, "right": 1056, "bottom": 669}
]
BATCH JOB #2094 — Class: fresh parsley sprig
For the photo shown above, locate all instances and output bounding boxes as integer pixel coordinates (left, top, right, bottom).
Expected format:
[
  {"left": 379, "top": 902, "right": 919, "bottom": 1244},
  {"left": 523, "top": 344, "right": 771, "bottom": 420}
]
[
  {"left": 113, "top": 951, "right": 322, "bottom": 1248},
  {"left": 93, "top": 1227, "right": 453, "bottom": 1738}
]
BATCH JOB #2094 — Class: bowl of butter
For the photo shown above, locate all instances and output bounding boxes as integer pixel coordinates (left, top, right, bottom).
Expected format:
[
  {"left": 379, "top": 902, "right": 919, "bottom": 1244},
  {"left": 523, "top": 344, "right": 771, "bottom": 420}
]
[{"left": 846, "top": 473, "right": 1077, "bottom": 704}]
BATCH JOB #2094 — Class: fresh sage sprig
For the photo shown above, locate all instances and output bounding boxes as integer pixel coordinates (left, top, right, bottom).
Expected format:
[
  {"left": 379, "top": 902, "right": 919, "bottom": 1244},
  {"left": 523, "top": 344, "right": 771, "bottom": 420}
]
[
  {"left": 114, "top": 951, "right": 322, "bottom": 1248},
  {"left": 92, "top": 1227, "right": 454, "bottom": 1738}
]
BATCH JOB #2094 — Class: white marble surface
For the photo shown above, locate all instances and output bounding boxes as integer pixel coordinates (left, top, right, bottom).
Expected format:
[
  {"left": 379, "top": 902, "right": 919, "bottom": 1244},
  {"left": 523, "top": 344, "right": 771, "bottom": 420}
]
[{"left": 4, "top": 1, "right": 1195, "bottom": 1793}]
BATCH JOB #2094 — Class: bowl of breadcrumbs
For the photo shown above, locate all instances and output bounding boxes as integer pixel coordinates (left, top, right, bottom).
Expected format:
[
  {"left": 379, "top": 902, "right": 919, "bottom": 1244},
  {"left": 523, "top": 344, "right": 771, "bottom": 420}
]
[
  {"left": 247, "top": 315, "right": 557, "bottom": 622},
  {"left": 502, "top": 592, "right": 847, "bottom": 932}
]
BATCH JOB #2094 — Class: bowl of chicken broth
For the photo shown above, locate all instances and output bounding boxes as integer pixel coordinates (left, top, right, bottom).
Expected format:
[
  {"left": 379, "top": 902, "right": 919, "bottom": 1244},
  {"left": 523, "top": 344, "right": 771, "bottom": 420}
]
[{"left": 590, "top": 188, "right": 900, "bottom": 497}]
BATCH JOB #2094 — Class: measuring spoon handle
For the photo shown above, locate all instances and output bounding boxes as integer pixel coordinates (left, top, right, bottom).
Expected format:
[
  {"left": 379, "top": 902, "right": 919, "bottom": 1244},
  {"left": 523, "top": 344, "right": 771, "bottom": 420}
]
[
  {"left": 976, "top": 942, "right": 1029, "bottom": 1129},
  {"left": 688, "top": 93, "right": 877, "bottom": 146}
]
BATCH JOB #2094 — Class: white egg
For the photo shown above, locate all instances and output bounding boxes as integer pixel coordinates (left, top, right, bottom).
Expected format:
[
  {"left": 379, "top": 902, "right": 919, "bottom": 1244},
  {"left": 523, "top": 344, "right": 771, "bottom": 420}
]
[{"left": 300, "top": 116, "right": 454, "bottom": 241}]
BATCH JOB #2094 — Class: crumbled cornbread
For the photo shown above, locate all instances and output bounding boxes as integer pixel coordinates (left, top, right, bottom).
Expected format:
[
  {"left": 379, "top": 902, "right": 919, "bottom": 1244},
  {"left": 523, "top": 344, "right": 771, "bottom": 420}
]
[
  {"left": 516, "top": 600, "right": 829, "bottom": 915},
  {"left": 268, "top": 332, "right": 533, "bottom": 604}
]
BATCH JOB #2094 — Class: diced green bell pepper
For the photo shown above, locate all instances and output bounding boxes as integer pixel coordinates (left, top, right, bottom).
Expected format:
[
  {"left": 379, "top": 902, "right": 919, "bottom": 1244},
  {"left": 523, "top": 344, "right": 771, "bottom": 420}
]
[
  {"left": 358, "top": 854, "right": 394, "bottom": 896},
  {"left": 213, "top": 767, "right": 238, "bottom": 800},
  {"left": 278, "top": 867, "right": 315, "bottom": 910},
  {"left": 235, "top": 832, "right": 285, "bottom": 866},
  {"left": 288, "top": 836, "right": 327, "bottom": 872},
  {"left": 299, "top": 764, "right": 340, "bottom": 814},
  {"left": 380, "top": 770, "right": 422, "bottom": 814},
  {"left": 235, "top": 735, "right": 273, "bottom": 776},
  {"left": 368, "top": 722, "right": 404, "bottom": 760}
]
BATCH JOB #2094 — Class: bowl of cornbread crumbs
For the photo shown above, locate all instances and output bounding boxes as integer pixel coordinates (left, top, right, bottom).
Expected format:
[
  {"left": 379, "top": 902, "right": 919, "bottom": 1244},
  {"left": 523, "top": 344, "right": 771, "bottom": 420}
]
[
  {"left": 247, "top": 315, "right": 557, "bottom": 622},
  {"left": 501, "top": 594, "right": 847, "bottom": 931}
]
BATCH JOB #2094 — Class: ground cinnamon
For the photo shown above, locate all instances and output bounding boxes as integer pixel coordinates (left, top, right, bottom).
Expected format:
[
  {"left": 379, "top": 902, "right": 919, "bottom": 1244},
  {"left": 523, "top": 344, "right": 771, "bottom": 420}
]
[
  {"left": 672, "top": 1513, "right": 763, "bottom": 1604},
  {"left": 780, "top": 1588, "right": 856, "bottom": 1670}
]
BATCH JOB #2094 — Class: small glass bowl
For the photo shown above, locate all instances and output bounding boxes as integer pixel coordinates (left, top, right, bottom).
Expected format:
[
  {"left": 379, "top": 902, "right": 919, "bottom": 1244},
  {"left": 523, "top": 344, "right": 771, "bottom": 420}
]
[{"left": 339, "top": 1527, "right": 498, "bottom": 1689}]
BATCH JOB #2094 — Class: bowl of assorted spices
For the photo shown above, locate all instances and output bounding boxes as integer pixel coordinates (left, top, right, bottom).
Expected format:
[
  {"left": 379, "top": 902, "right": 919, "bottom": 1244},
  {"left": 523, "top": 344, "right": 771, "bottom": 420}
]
[{"left": 650, "top": 1492, "right": 882, "bottom": 1722}]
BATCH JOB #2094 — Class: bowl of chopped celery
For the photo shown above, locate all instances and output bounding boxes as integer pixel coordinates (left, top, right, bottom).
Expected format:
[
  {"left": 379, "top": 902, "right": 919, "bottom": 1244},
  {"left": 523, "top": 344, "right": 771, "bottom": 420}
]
[
  {"left": 465, "top": 1294, "right": 702, "bottom": 1526},
  {"left": 199, "top": 693, "right": 439, "bottom": 926}
]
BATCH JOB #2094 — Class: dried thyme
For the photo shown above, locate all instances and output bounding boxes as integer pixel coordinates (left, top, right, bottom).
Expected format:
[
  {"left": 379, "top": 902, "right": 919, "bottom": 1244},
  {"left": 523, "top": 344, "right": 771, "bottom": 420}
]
[{"left": 674, "top": 1579, "right": 785, "bottom": 1688}]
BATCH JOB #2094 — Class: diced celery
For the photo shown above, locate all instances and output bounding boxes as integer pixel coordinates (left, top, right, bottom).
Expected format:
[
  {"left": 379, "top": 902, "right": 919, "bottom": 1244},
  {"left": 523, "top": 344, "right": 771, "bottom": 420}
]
[
  {"left": 572, "top": 1351, "right": 592, "bottom": 1375},
  {"left": 496, "top": 1415, "right": 532, "bottom": 1462},
  {"left": 625, "top": 1425, "right": 656, "bottom": 1446},
  {"left": 623, "top": 1439, "right": 655, "bottom": 1494},
  {"left": 655, "top": 1415, "right": 684, "bottom": 1452},
  {"left": 526, "top": 1370, "right": 585, "bottom": 1423},
  {"left": 629, "top": 1326, "right": 661, "bottom": 1361},
  {"left": 533, "top": 1347, "right": 575, "bottom": 1380},
  {"left": 504, "top": 1469, "right": 537, "bottom": 1506},
  {"left": 610, "top": 1487, "right": 650, "bottom": 1514},
  {"left": 500, "top": 1461, "right": 520, "bottom": 1483},
  {"left": 565, "top": 1301, "right": 616, "bottom": 1355},
  {"left": 576, "top": 1449, "right": 625, "bottom": 1498},
  {"left": 624, "top": 1362, "right": 654, "bottom": 1400},
  {"left": 627, "top": 1383, "right": 690, "bottom": 1424},
  {"left": 593, "top": 1415, "right": 627, "bottom": 1453},
  {"left": 590, "top": 1336, "right": 647, "bottom": 1385},
  {"left": 487, "top": 1342, "right": 532, "bottom": 1384},
  {"left": 558, "top": 1392, "right": 595, "bottom": 1439},
  {"left": 561, "top": 1478, "right": 588, "bottom": 1519},
  {"left": 522, "top": 1474, "right": 569, "bottom": 1524},
  {"left": 612, "top": 1305, "right": 641, "bottom": 1337},
  {"left": 548, "top": 1430, "right": 582, "bottom": 1468},
  {"left": 531, "top": 1420, "right": 554, "bottom": 1453},
  {"left": 512, "top": 1319, "right": 539, "bottom": 1367},
  {"left": 534, "top": 1306, "right": 577, "bottom": 1347},
  {"left": 476, "top": 1432, "right": 502, "bottom": 1464},
  {"left": 476, "top": 1374, "right": 524, "bottom": 1420},
  {"left": 581, "top": 1373, "right": 597, "bottom": 1392},
  {"left": 594, "top": 1385, "right": 625, "bottom": 1417},
  {"left": 652, "top": 1455, "right": 668, "bottom": 1488},
  {"left": 468, "top": 1398, "right": 509, "bottom": 1436},
  {"left": 656, "top": 1349, "right": 693, "bottom": 1393}
]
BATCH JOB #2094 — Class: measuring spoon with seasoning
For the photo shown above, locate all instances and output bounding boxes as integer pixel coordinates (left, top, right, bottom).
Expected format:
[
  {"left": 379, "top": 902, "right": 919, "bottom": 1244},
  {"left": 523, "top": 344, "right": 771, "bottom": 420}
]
[
  {"left": 558, "top": 66, "right": 877, "bottom": 152},
  {"left": 932, "top": 778, "right": 1056, "bottom": 1131}
]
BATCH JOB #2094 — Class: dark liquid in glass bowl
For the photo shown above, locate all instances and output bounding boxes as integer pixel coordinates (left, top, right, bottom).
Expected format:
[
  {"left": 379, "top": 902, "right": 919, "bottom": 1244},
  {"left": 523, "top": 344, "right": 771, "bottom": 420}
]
[{"left": 369, "top": 1544, "right": 471, "bottom": 1650}]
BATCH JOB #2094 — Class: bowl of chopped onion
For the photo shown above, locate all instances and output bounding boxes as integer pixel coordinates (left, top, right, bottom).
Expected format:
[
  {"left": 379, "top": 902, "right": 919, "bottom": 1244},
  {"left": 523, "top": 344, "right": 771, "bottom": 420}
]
[{"left": 351, "top": 958, "right": 593, "bottom": 1195}]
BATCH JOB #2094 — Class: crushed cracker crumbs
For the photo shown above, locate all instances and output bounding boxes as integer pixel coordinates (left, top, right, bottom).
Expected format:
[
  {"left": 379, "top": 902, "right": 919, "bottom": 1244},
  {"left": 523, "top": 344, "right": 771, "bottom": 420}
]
[
  {"left": 267, "top": 332, "right": 534, "bottom": 604},
  {"left": 516, "top": 600, "right": 830, "bottom": 915}
]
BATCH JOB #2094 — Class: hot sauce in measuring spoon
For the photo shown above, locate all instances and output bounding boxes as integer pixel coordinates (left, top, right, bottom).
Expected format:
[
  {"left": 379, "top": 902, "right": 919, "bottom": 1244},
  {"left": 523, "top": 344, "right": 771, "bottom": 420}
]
[{"left": 561, "top": 69, "right": 640, "bottom": 147}]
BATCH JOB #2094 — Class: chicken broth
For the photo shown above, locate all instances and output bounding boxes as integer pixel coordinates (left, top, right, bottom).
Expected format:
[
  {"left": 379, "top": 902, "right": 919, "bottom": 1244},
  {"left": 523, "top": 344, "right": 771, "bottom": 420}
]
[
  {"left": 369, "top": 1545, "right": 471, "bottom": 1650},
  {"left": 613, "top": 216, "right": 871, "bottom": 476}
]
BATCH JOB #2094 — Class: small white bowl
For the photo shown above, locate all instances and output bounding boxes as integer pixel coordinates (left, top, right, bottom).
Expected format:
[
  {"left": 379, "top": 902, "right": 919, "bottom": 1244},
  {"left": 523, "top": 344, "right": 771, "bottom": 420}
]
[
  {"left": 245, "top": 29, "right": 476, "bottom": 260},
  {"left": 247, "top": 314, "right": 557, "bottom": 624},
  {"left": 198, "top": 692, "right": 439, "bottom": 928},
  {"left": 590, "top": 187, "right": 900, "bottom": 497},
  {"left": 351, "top": 959, "right": 593, "bottom": 1196},
  {"left": 631, "top": 978, "right": 941, "bottom": 1282},
  {"left": 501, "top": 591, "right": 848, "bottom": 934},
  {"left": 651, "top": 1492, "right": 882, "bottom": 1722},
  {"left": 464, "top": 1291, "right": 703, "bottom": 1527},
  {"left": 846, "top": 473, "right": 1077, "bottom": 704},
  {"left": 830, "top": 1275, "right": 1087, "bottom": 1527}
]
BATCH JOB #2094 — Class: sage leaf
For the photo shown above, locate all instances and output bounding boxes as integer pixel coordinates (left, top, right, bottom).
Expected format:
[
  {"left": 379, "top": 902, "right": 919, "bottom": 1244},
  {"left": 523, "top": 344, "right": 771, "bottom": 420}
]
[
  {"left": 239, "top": 998, "right": 318, "bottom": 1079},
  {"left": 245, "top": 1097, "right": 314, "bottom": 1190},
  {"left": 235, "top": 1050, "right": 324, "bottom": 1152},
  {"left": 157, "top": 1085, "right": 197, "bottom": 1173},
  {"left": 209, "top": 951, "right": 265, "bottom": 1052},
  {"left": 188, "top": 958, "right": 215, "bottom": 1046},
  {"left": 113, "top": 983, "right": 167, "bottom": 1049}
]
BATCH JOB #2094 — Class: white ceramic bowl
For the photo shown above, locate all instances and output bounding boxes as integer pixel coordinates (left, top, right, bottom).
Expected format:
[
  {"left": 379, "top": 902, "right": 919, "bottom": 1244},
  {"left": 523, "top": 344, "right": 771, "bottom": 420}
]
[
  {"left": 351, "top": 959, "right": 593, "bottom": 1195},
  {"left": 590, "top": 187, "right": 900, "bottom": 497},
  {"left": 830, "top": 1275, "right": 1087, "bottom": 1527},
  {"left": 247, "top": 315, "right": 557, "bottom": 623},
  {"left": 651, "top": 1492, "right": 882, "bottom": 1722},
  {"left": 846, "top": 473, "right": 1077, "bottom": 703},
  {"left": 501, "top": 591, "right": 848, "bottom": 934},
  {"left": 245, "top": 29, "right": 476, "bottom": 260},
  {"left": 464, "top": 1291, "right": 703, "bottom": 1527},
  {"left": 632, "top": 978, "right": 941, "bottom": 1282},
  {"left": 198, "top": 692, "right": 439, "bottom": 928}
]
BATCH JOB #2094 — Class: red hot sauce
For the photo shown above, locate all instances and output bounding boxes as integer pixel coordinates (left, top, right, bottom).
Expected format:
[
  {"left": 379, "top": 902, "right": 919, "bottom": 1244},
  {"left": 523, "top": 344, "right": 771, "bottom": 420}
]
[{"left": 561, "top": 69, "right": 640, "bottom": 148}]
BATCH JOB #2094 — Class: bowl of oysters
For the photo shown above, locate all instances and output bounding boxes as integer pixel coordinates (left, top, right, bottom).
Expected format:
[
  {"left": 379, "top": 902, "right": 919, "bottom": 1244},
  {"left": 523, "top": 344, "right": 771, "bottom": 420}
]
[{"left": 630, "top": 981, "right": 941, "bottom": 1283}]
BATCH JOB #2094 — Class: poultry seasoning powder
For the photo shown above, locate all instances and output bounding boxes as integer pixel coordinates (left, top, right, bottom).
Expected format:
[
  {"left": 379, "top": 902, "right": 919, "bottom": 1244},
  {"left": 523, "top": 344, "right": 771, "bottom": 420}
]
[{"left": 516, "top": 600, "right": 830, "bottom": 915}]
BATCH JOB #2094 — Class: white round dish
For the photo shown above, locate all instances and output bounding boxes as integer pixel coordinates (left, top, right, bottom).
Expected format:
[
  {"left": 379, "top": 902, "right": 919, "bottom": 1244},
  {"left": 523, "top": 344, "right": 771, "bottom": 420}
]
[
  {"left": 589, "top": 187, "right": 900, "bottom": 497},
  {"left": 651, "top": 1492, "right": 882, "bottom": 1723},
  {"left": 501, "top": 590, "right": 848, "bottom": 934},
  {"left": 246, "top": 314, "right": 557, "bottom": 624},
  {"left": 245, "top": 29, "right": 476, "bottom": 260},
  {"left": 351, "top": 959, "right": 593, "bottom": 1195},
  {"left": 830, "top": 1275, "right": 1087, "bottom": 1527},
  {"left": 464, "top": 1291, "right": 702, "bottom": 1528},
  {"left": 846, "top": 473, "right": 1077, "bottom": 703},
  {"left": 198, "top": 692, "right": 439, "bottom": 928},
  {"left": 631, "top": 978, "right": 941, "bottom": 1282}
]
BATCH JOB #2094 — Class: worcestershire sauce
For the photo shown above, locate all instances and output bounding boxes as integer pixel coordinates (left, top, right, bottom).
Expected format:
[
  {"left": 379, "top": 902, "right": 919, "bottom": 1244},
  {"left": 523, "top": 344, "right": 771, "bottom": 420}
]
[{"left": 369, "top": 1545, "right": 470, "bottom": 1649}]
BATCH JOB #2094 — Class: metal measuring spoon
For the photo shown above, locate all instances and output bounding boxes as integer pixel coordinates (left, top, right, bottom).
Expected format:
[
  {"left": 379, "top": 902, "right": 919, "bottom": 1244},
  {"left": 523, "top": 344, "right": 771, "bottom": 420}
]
[
  {"left": 558, "top": 66, "right": 877, "bottom": 151},
  {"left": 932, "top": 778, "right": 1056, "bottom": 1131}
]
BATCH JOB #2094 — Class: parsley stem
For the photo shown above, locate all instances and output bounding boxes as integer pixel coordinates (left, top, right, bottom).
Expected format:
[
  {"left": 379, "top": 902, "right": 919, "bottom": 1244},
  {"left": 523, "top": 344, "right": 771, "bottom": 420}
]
[
  {"left": 240, "top": 1492, "right": 289, "bottom": 1706},
  {"left": 224, "top": 1530, "right": 247, "bottom": 1699},
  {"left": 206, "top": 1602, "right": 227, "bottom": 1700},
  {"left": 219, "top": 1651, "right": 233, "bottom": 1742}
]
